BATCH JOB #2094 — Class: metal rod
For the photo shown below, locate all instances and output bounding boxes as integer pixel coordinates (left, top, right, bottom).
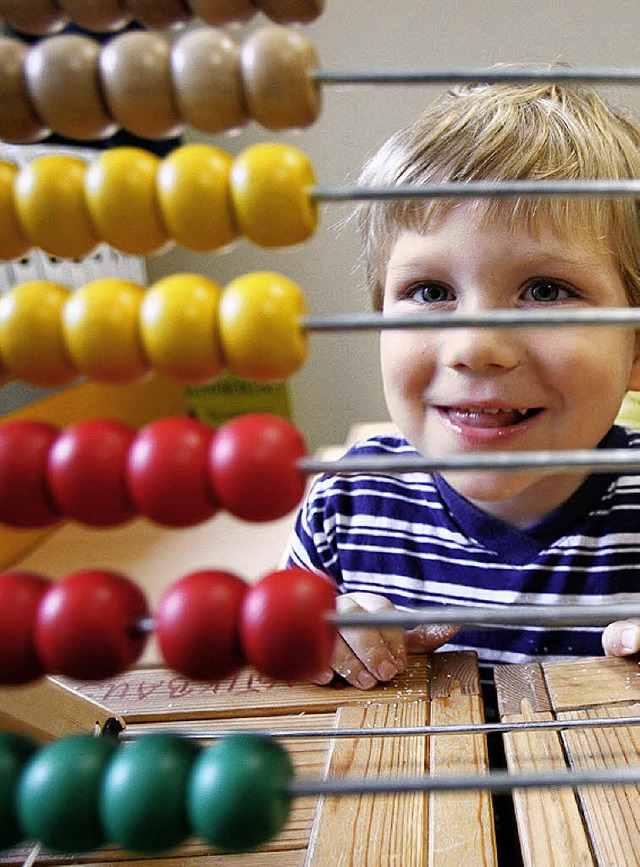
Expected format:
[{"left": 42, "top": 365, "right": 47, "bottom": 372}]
[
  {"left": 288, "top": 764, "right": 640, "bottom": 797},
  {"left": 312, "top": 179, "right": 640, "bottom": 202},
  {"left": 314, "top": 67, "right": 640, "bottom": 86},
  {"left": 119, "top": 714, "right": 640, "bottom": 743},
  {"left": 331, "top": 601, "right": 640, "bottom": 628},
  {"left": 299, "top": 448, "right": 640, "bottom": 476},
  {"left": 302, "top": 308, "right": 640, "bottom": 332}
]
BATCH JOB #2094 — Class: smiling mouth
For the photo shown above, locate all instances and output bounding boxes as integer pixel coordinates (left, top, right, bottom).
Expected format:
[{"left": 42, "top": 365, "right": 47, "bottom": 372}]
[{"left": 439, "top": 407, "right": 543, "bottom": 429}]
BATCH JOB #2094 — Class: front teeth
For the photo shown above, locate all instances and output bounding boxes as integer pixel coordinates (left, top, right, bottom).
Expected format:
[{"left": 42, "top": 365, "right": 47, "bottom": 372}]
[{"left": 465, "top": 408, "right": 529, "bottom": 415}]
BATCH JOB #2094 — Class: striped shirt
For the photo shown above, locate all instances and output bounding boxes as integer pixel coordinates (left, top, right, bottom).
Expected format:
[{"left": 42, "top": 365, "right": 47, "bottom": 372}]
[{"left": 288, "top": 425, "right": 640, "bottom": 676}]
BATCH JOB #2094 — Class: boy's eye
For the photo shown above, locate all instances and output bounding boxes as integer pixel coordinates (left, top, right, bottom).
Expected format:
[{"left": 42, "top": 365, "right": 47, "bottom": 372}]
[
  {"left": 523, "top": 279, "right": 571, "bottom": 303},
  {"left": 407, "top": 283, "right": 452, "bottom": 304}
]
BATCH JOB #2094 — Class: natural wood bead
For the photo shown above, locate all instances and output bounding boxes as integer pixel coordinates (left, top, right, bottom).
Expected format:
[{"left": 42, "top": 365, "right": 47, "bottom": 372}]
[
  {"left": 25, "top": 35, "right": 116, "bottom": 141},
  {"left": 188, "top": 0, "right": 256, "bottom": 24},
  {"left": 55, "top": 0, "right": 133, "bottom": 33},
  {"left": 99, "top": 31, "right": 182, "bottom": 139},
  {"left": 123, "top": 0, "right": 192, "bottom": 29},
  {"left": 0, "top": 0, "right": 68, "bottom": 34},
  {"left": 0, "top": 37, "right": 49, "bottom": 143},
  {"left": 241, "top": 25, "right": 321, "bottom": 131},
  {"left": 171, "top": 28, "right": 248, "bottom": 134},
  {"left": 255, "top": 0, "right": 324, "bottom": 23}
]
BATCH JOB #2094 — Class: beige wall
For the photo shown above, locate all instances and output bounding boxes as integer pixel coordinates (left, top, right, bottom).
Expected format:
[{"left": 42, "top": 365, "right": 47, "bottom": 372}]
[{"left": 147, "top": 0, "right": 640, "bottom": 451}]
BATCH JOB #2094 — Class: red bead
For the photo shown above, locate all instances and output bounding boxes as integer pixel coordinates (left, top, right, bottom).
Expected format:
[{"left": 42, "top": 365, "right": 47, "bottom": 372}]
[
  {"left": 0, "top": 571, "right": 50, "bottom": 684},
  {"left": 127, "top": 417, "right": 219, "bottom": 527},
  {"left": 0, "top": 421, "right": 61, "bottom": 527},
  {"left": 47, "top": 419, "right": 136, "bottom": 527},
  {"left": 34, "top": 569, "right": 149, "bottom": 679},
  {"left": 156, "top": 570, "right": 248, "bottom": 681},
  {"left": 240, "top": 568, "right": 336, "bottom": 681},
  {"left": 208, "top": 413, "right": 307, "bottom": 522}
]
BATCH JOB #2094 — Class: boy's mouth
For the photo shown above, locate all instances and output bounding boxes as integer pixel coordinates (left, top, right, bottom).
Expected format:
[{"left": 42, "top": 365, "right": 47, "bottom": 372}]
[{"left": 438, "top": 407, "right": 542, "bottom": 429}]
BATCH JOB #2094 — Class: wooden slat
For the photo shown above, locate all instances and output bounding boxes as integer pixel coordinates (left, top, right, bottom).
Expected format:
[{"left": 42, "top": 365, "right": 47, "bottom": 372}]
[
  {"left": 0, "top": 676, "right": 117, "bottom": 742},
  {"left": 429, "top": 653, "right": 495, "bottom": 867},
  {"left": 305, "top": 700, "right": 429, "bottom": 866},
  {"left": 55, "top": 656, "right": 432, "bottom": 722},
  {"left": 495, "top": 656, "right": 640, "bottom": 867}
]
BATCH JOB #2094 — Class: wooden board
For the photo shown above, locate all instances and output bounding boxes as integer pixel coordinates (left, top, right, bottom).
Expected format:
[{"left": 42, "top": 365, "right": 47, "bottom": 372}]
[
  {"left": 495, "top": 655, "right": 640, "bottom": 867},
  {"left": 1, "top": 652, "right": 496, "bottom": 867}
]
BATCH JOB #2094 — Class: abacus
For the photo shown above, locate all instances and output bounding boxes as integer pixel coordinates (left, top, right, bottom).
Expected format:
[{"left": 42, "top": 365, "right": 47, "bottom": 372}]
[{"left": 1, "top": 2, "right": 640, "bottom": 865}]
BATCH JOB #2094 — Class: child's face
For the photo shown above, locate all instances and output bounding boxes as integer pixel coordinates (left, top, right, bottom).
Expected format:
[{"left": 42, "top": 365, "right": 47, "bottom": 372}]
[{"left": 380, "top": 205, "right": 640, "bottom": 527}]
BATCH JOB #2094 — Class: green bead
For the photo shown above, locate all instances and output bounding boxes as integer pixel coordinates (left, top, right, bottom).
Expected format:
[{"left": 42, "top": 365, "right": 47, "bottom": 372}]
[
  {"left": 100, "top": 733, "right": 199, "bottom": 854},
  {"left": 187, "top": 734, "right": 293, "bottom": 853},
  {"left": 0, "top": 733, "right": 38, "bottom": 850},
  {"left": 17, "top": 734, "right": 117, "bottom": 853}
]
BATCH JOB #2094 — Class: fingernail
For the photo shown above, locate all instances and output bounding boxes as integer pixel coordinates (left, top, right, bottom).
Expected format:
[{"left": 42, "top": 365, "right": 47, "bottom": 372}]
[
  {"left": 376, "top": 660, "right": 397, "bottom": 681},
  {"left": 357, "top": 671, "right": 377, "bottom": 689},
  {"left": 621, "top": 626, "right": 638, "bottom": 652},
  {"left": 314, "top": 670, "right": 334, "bottom": 684}
]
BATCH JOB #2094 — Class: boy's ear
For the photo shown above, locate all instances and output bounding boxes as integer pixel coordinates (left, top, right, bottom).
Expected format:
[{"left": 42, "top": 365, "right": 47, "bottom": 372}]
[{"left": 627, "top": 330, "right": 640, "bottom": 391}]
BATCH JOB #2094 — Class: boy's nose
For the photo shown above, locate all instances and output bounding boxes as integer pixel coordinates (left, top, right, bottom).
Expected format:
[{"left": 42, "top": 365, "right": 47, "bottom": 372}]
[{"left": 439, "top": 326, "right": 522, "bottom": 374}]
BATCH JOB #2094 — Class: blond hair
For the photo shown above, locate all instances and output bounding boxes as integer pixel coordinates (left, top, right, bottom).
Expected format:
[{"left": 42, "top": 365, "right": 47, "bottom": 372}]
[{"left": 356, "top": 74, "right": 640, "bottom": 310}]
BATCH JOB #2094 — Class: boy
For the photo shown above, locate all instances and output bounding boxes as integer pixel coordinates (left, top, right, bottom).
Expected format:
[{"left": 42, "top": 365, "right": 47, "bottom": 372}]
[{"left": 287, "top": 75, "right": 640, "bottom": 691}]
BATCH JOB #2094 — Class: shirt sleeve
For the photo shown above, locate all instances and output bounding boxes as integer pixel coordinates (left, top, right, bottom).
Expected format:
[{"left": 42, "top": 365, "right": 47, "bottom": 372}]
[{"left": 284, "top": 474, "right": 344, "bottom": 591}]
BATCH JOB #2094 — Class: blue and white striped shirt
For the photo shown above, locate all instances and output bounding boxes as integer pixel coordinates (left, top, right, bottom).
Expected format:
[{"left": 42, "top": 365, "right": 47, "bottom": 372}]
[{"left": 288, "top": 425, "right": 640, "bottom": 673}]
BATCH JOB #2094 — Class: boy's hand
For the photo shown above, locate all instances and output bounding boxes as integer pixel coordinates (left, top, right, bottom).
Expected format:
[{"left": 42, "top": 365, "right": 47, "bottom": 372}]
[
  {"left": 310, "top": 592, "right": 459, "bottom": 690},
  {"left": 602, "top": 620, "right": 640, "bottom": 656}
]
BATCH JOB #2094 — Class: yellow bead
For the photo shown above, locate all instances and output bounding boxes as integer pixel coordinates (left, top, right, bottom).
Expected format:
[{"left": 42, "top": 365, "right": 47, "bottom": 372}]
[
  {"left": 156, "top": 144, "right": 239, "bottom": 253},
  {"left": 219, "top": 271, "right": 307, "bottom": 382},
  {"left": 13, "top": 155, "right": 98, "bottom": 259},
  {"left": 140, "top": 273, "right": 224, "bottom": 383},
  {"left": 63, "top": 278, "right": 149, "bottom": 383},
  {"left": 0, "top": 280, "right": 76, "bottom": 386},
  {"left": 84, "top": 147, "right": 169, "bottom": 256},
  {"left": 230, "top": 143, "right": 317, "bottom": 248},
  {"left": 0, "top": 161, "right": 30, "bottom": 260}
]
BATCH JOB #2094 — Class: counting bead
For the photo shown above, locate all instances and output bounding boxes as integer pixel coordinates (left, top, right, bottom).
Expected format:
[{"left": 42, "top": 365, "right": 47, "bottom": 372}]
[
  {"left": 34, "top": 569, "right": 149, "bottom": 680},
  {"left": 63, "top": 278, "right": 149, "bottom": 383},
  {"left": 0, "top": 572, "right": 51, "bottom": 685},
  {"left": 124, "top": 0, "right": 192, "bottom": 28},
  {"left": 170, "top": 29, "right": 248, "bottom": 136},
  {"left": 24, "top": 35, "right": 116, "bottom": 142},
  {"left": 14, "top": 156, "right": 99, "bottom": 259},
  {"left": 188, "top": 0, "right": 256, "bottom": 25},
  {"left": 208, "top": 413, "right": 307, "bottom": 522},
  {"left": 0, "top": 0, "right": 68, "bottom": 35},
  {"left": 219, "top": 271, "right": 308, "bottom": 382},
  {"left": 156, "top": 144, "right": 239, "bottom": 252},
  {"left": 156, "top": 570, "right": 248, "bottom": 681},
  {"left": 56, "top": 0, "right": 133, "bottom": 32},
  {"left": 256, "top": 0, "right": 325, "bottom": 22},
  {"left": 84, "top": 148, "right": 169, "bottom": 256},
  {"left": 47, "top": 419, "right": 136, "bottom": 527},
  {"left": 128, "top": 417, "right": 219, "bottom": 527},
  {"left": 17, "top": 735, "right": 117, "bottom": 853},
  {"left": 240, "top": 568, "right": 336, "bottom": 681},
  {"left": 0, "top": 281, "right": 76, "bottom": 386},
  {"left": 101, "top": 734, "right": 199, "bottom": 854},
  {"left": 0, "top": 733, "right": 38, "bottom": 849},
  {"left": 188, "top": 734, "right": 293, "bottom": 853},
  {"left": 230, "top": 143, "right": 318, "bottom": 248},
  {"left": 241, "top": 26, "right": 321, "bottom": 131},
  {"left": 0, "top": 421, "right": 60, "bottom": 528},
  {"left": 0, "top": 161, "right": 30, "bottom": 260},
  {"left": 99, "top": 31, "right": 182, "bottom": 140},
  {"left": 0, "top": 38, "right": 50, "bottom": 144},
  {"left": 139, "top": 273, "right": 224, "bottom": 383}
]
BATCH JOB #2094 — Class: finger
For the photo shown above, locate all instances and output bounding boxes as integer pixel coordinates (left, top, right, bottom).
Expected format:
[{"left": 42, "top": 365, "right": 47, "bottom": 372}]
[
  {"left": 337, "top": 595, "right": 405, "bottom": 680},
  {"left": 404, "top": 624, "right": 460, "bottom": 654},
  {"left": 331, "top": 630, "right": 379, "bottom": 689},
  {"left": 602, "top": 620, "right": 640, "bottom": 656}
]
